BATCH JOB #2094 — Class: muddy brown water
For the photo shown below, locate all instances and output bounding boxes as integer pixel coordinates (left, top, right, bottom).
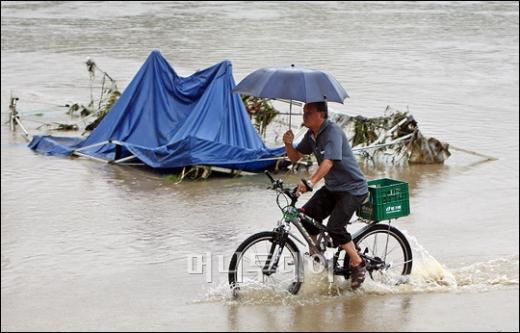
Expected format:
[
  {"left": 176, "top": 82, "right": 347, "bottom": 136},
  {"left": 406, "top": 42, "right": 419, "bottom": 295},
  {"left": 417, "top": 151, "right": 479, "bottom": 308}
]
[{"left": 1, "top": 1, "right": 518, "bottom": 331}]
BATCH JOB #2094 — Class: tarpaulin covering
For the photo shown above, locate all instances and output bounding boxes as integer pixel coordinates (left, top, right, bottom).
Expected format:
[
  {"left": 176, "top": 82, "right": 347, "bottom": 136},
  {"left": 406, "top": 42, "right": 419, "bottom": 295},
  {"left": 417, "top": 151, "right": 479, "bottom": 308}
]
[{"left": 28, "top": 50, "right": 285, "bottom": 171}]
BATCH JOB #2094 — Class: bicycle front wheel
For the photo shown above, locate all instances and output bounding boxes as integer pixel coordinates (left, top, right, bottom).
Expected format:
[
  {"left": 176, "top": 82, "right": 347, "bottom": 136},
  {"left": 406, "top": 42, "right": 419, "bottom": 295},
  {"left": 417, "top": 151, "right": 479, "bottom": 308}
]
[{"left": 228, "top": 231, "right": 303, "bottom": 296}]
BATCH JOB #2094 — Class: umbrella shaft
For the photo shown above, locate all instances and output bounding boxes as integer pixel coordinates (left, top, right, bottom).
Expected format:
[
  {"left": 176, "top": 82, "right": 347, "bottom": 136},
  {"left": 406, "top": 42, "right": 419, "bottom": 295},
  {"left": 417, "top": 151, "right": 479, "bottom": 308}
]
[{"left": 289, "top": 100, "right": 292, "bottom": 129}]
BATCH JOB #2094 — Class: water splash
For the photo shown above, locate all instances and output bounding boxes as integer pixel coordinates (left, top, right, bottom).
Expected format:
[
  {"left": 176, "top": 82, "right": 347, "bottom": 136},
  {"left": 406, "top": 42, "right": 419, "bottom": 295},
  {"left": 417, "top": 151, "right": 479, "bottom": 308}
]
[
  {"left": 194, "top": 258, "right": 344, "bottom": 306},
  {"left": 401, "top": 232, "right": 458, "bottom": 290},
  {"left": 453, "top": 256, "right": 519, "bottom": 290},
  {"left": 196, "top": 234, "right": 518, "bottom": 305}
]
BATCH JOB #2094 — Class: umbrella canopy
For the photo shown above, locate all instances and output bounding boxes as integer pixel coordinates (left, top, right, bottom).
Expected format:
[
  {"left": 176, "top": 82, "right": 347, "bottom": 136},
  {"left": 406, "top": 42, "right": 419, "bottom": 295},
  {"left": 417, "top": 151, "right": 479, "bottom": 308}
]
[{"left": 233, "top": 65, "right": 349, "bottom": 103}]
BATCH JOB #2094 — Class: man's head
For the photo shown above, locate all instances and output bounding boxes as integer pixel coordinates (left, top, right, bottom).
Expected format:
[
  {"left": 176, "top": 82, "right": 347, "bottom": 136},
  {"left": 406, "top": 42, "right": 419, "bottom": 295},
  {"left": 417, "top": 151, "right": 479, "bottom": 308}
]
[{"left": 303, "top": 101, "right": 328, "bottom": 131}]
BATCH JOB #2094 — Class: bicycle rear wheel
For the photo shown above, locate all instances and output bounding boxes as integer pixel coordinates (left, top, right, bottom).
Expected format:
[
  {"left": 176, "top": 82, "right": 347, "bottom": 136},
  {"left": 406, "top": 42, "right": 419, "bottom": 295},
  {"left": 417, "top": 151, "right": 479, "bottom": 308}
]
[
  {"left": 228, "top": 231, "right": 303, "bottom": 296},
  {"left": 339, "top": 224, "right": 412, "bottom": 285}
]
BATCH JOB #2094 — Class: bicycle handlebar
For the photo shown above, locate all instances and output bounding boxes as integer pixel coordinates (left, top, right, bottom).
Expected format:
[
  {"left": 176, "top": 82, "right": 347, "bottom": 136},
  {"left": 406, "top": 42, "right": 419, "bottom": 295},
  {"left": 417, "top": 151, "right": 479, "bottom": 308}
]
[
  {"left": 300, "top": 179, "right": 313, "bottom": 192},
  {"left": 265, "top": 170, "right": 276, "bottom": 184},
  {"left": 264, "top": 171, "right": 300, "bottom": 205}
]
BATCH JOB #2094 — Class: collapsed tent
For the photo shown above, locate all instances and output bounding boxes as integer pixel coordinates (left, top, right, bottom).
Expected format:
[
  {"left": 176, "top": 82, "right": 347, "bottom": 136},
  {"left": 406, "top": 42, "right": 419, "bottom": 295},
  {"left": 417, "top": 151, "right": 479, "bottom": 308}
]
[{"left": 28, "top": 50, "right": 285, "bottom": 171}]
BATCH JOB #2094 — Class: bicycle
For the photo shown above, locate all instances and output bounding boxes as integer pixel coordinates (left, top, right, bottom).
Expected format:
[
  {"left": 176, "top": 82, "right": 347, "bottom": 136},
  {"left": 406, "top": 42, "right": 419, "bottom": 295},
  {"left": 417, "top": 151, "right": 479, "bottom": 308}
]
[{"left": 228, "top": 171, "right": 413, "bottom": 296}]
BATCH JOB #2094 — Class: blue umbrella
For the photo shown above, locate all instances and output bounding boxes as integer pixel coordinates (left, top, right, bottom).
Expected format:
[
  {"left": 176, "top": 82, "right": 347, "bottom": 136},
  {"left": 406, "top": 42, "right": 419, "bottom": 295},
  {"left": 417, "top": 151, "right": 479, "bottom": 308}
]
[{"left": 233, "top": 65, "right": 349, "bottom": 128}]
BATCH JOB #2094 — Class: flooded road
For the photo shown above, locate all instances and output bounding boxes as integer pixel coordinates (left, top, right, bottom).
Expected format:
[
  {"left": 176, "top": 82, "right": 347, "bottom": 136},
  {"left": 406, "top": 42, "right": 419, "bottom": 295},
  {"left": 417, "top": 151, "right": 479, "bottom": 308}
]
[{"left": 1, "top": 1, "right": 519, "bottom": 331}]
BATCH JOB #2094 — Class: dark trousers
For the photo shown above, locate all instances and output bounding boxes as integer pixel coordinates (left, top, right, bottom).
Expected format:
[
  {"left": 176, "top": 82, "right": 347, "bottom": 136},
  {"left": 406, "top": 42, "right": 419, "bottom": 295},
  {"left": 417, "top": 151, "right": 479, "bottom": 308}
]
[{"left": 301, "top": 187, "right": 367, "bottom": 246}]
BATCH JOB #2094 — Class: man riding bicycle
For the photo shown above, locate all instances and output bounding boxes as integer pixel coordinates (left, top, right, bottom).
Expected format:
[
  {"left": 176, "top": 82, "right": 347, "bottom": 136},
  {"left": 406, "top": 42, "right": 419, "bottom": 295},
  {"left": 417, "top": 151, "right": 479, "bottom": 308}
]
[{"left": 283, "top": 101, "right": 369, "bottom": 289}]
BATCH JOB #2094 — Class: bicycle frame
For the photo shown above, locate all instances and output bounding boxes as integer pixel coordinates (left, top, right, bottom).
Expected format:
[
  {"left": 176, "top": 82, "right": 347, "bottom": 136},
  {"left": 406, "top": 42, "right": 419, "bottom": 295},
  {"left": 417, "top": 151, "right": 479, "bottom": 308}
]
[{"left": 280, "top": 205, "right": 380, "bottom": 258}]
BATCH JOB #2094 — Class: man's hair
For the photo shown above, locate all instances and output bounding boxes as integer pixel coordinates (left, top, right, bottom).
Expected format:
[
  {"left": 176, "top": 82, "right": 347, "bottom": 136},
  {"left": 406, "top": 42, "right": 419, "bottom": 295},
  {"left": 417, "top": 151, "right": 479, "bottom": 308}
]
[{"left": 306, "top": 101, "right": 328, "bottom": 119}]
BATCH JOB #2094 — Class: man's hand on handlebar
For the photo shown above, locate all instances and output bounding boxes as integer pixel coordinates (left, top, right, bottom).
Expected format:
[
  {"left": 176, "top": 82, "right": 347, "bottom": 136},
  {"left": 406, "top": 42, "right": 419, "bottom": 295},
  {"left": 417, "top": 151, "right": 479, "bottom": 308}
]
[{"left": 298, "top": 179, "right": 313, "bottom": 194}]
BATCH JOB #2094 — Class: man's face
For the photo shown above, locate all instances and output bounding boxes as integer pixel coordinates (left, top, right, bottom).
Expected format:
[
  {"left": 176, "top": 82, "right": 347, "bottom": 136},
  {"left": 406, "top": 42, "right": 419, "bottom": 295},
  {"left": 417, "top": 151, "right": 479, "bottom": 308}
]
[{"left": 303, "top": 104, "right": 323, "bottom": 129}]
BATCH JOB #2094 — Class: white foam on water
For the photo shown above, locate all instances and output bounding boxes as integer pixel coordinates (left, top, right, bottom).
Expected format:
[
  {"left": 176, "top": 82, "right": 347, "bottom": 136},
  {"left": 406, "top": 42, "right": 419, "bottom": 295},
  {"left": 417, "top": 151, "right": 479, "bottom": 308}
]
[{"left": 452, "top": 256, "right": 519, "bottom": 290}]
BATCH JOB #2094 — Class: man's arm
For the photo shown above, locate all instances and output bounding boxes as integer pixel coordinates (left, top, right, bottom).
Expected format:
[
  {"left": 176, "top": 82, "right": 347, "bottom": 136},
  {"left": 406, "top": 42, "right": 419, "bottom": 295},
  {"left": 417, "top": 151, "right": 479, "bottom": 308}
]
[
  {"left": 285, "top": 142, "right": 303, "bottom": 163},
  {"left": 309, "top": 159, "right": 333, "bottom": 185},
  {"left": 299, "top": 159, "right": 333, "bottom": 193}
]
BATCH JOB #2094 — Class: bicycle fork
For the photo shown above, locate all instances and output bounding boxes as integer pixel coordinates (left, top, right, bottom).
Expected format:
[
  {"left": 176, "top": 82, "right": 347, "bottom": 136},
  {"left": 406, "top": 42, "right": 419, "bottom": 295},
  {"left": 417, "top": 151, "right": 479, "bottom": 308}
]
[{"left": 262, "top": 227, "right": 289, "bottom": 276}]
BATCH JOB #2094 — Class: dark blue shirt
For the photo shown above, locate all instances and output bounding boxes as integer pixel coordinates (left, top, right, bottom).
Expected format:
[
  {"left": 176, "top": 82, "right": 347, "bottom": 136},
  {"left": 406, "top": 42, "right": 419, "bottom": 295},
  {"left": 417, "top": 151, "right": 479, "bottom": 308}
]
[{"left": 296, "top": 120, "right": 368, "bottom": 195}]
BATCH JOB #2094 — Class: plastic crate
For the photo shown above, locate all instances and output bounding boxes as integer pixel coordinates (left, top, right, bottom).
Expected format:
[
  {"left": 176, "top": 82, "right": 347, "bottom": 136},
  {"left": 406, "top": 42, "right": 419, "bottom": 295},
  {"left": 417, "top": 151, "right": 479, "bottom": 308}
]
[{"left": 357, "top": 178, "right": 410, "bottom": 221}]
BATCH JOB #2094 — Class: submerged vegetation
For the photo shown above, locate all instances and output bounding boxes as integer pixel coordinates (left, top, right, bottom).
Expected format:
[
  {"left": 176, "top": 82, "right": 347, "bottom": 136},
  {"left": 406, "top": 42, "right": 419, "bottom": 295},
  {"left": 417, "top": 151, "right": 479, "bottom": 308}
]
[
  {"left": 351, "top": 110, "right": 408, "bottom": 147},
  {"left": 335, "top": 106, "right": 451, "bottom": 164},
  {"left": 83, "top": 89, "right": 121, "bottom": 132},
  {"left": 58, "top": 58, "right": 122, "bottom": 133},
  {"left": 241, "top": 95, "right": 278, "bottom": 138}
]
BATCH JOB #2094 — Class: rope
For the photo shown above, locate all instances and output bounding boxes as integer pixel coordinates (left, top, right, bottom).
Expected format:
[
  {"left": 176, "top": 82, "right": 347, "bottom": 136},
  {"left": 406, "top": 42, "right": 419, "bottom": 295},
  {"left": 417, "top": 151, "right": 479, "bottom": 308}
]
[{"left": 0, "top": 108, "right": 67, "bottom": 115}]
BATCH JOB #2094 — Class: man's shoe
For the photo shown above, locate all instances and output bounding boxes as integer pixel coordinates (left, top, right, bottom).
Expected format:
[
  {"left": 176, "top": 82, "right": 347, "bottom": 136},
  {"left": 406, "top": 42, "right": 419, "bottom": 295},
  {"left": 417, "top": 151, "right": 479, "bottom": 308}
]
[{"left": 350, "top": 261, "right": 366, "bottom": 290}]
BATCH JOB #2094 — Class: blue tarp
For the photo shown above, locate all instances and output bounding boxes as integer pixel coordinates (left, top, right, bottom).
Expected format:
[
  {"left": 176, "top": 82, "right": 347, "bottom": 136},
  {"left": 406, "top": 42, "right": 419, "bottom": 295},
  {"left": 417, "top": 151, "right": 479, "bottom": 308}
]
[{"left": 28, "top": 50, "right": 285, "bottom": 171}]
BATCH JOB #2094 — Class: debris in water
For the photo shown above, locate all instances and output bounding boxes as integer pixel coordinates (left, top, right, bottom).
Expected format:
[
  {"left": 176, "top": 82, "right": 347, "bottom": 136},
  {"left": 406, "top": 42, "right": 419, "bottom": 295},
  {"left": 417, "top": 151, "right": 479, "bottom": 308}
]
[{"left": 331, "top": 106, "right": 451, "bottom": 164}]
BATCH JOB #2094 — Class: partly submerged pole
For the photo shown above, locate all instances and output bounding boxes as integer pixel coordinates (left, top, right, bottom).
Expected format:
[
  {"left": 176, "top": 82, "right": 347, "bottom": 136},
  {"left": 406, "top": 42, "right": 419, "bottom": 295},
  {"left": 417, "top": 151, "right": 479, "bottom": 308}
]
[
  {"left": 8, "top": 92, "right": 19, "bottom": 131},
  {"left": 7, "top": 93, "right": 30, "bottom": 141},
  {"left": 449, "top": 145, "right": 498, "bottom": 162},
  {"left": 13, "top": 117, "right": 31, "bottom": 141}
]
